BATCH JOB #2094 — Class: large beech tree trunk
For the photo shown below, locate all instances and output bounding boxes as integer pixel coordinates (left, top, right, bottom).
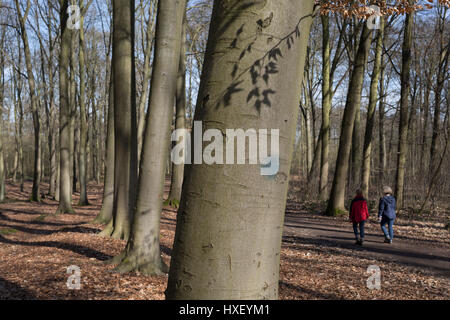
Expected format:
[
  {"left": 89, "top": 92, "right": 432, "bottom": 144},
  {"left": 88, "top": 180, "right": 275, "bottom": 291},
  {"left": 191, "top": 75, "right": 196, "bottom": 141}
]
[
  {"left": 15, "top": 0, "right": 41, "bottom": 202},
  {"left": 326, "top": 23, "right": 372, "bottom": 216},
  {"left": 111, "top": 0, "right": 186, "bottom": 275},
  {"left": 166, "top": 0, "right": 314, "bottom": 300},
  {"left": 99, "top": 0, "right": 138, "bottom": 240}
]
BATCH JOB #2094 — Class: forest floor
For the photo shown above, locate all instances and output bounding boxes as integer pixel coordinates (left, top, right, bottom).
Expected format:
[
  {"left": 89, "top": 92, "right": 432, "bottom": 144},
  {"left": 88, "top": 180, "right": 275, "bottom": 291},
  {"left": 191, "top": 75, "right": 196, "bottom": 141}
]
[{"left": 0, "top": 180, "right": 448, "bottom": 300}]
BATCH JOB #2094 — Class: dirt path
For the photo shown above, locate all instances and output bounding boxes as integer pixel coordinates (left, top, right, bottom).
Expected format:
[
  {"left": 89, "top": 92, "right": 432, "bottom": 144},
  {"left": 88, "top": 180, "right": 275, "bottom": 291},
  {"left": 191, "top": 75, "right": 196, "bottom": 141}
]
[
  {"left": 284, "top": 212, "right": 450, "bottom": 278},
  {"left": 0, "top": 181, "right": 449, "bottom": 300}
]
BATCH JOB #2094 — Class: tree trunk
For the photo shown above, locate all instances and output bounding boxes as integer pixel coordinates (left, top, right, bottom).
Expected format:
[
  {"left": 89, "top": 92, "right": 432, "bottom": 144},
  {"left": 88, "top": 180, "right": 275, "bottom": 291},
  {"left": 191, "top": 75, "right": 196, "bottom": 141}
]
[
  {"left": 395, "top": 8, "right": 414, "bottom": 210},
  {"left": 429, "top": 10, "right": 449, "bottom": 178},
  {"left": 378, "top": 63, "right": 386, "bottom": 186},
  {"left": 168, "top": 12, "right": 187, "bottom": 205},
  {"left": 111, "top": 0, "right": 186, "bottom": 275},
  {"left": 69, "top": 33, "right": 76, "bottom": 196},
  {"left": 137, "top": 0, "right": 157, "bottom": 166},
  {"left": 0, "top": 29, "right": 5, "bottom": 201},
  {"left": 78, "top": 0, "right": 89, "bottom": 205},
  {"left": 319, "top": 14, "right": 331, "bottom": 201},
  {"left": 94, "top": 69, "right": 115, "bottom": 224},
  {"left": 99, "top": 0, "right": 138, "bottom": 240},
  {"left": 166, "top": 0, "right": 314, "bottom": 299},
  {"left": 326, "top": 23, "right": 372, "bottom": 216},
  {"left": 56, "top": 0, "right": 75, "bottom": 214},
  {"left": 361, "top": 17, "right": 384, "bottom": 198},
  {"left": 350, "top": 104, "right": 361, "bottom": 190},
  {"left": 15, "top": 0, "right": 41, "bottom": 202}
]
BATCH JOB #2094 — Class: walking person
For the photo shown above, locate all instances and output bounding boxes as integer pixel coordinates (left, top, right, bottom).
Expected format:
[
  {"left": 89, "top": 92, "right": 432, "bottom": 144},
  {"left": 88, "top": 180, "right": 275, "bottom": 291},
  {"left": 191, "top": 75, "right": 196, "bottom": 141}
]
[
  {"left": 378, "top": 186, "right": 396, "bottom": 243},
  {"left": 349, "top": 189, "right": 369, "bottom": 245}
]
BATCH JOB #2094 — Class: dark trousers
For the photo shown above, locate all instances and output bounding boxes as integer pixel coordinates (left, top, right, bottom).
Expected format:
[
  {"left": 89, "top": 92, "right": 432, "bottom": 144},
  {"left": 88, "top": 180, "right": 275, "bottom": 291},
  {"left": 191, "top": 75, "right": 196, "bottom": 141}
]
[
  {"left": 380, "top": 216, "right": 395, "bottom": 240},
  {"left": 353, "top": 220, "right": 366, "bottom": 240}
]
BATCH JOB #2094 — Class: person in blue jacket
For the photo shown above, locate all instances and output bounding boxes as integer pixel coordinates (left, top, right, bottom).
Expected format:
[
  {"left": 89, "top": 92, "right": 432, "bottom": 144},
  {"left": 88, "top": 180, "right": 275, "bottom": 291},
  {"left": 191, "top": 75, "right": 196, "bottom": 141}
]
[{"left": 378, "top": 186, "right": 396, "bottom": 243}]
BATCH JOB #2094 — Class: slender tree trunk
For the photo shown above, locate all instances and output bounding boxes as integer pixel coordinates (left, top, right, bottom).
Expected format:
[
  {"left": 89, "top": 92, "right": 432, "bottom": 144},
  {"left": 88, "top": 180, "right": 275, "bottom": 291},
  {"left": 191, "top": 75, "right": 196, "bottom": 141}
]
[
  {"left": 137, "top": 0, "right": 157, "bottom": 166},
  {"left": 78, "top": 0, "right": 89, "bottom": 205},
  {"left": 362, "top": 17, "right": 384, "bottom": 198},
  {"left": 15, "top": 0, "right": 41, "bottom": 202},
  {"left": 350, "top": 106, "right": 361, "bottom": 190},
  {"left": 99, "top": 0, "right": 138, "bottom": 240},
  {"left": 56, "top": 0, "right": 75, "bottom": 214},
  {"left": 429, "top": 14, "right": 449, "bottom": 177},
  {"left": 111, "top": 0, "right": 186, "bottom": 275},
  {"left": 395, "top": 8, "right": 414, "bottom": 210},
  {"left": 319, "top": 14, "right": 331, "bottom": 201},
  {"left": 0, "top": 30, "right": 5, "bottom": 201},
  {"left": 69, "top": 34, "right": 76, "bottom": 196},
  {"left": 168, "top": 12, "right": 187, "bottom": 205},
  {"left": 326, "top": 23, "right": 372, "bottom": 216},
  {"left": 94, "top": 69, "right": 115, "bottom": 224},
  {"left": 420, "top": 80, "right": 431, "bottom": 172},
  {"left": 166, "top": 0, "right": 314, "bottom": 299},
  {"left": 378, "top": 67, "right": 387, "bottom": 188}
]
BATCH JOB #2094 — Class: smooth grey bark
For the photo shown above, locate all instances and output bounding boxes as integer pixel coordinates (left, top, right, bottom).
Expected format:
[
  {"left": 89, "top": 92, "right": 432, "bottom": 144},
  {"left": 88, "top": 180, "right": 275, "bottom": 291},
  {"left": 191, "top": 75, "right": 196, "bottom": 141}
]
[
  {"left": 111, "top": 0, "right": 186, "bottom": 275},
  {"left": 326, "top": 23, "right": 372, "bottom": 215},
  {"left": 168, "top": 12, "right": 188, "bottom": 205},
  {"left": 166, "top": 0, "right": 314, "bottom": 299},
  {"left": 56, "top": 0, "right": 75, "bottom": 214},
  {"left": 99, "top": 0, "right": 138, "bottom": 240},
  {"left": 94, "top": 69, "right": 115, "bottom": 224},
  {"left": 395, "top": 8, "right": 414, "bottom": 209},
  {"left": 69, "top": 33, "right": 76, "bottom": 195},
  {"left": 13, "top": 38, "right": 24, "bottom": 192},
  {"left": 78, "top": 0, "right": 89, "bottom": 205},
  {"left": 137, "top": 0, "right": 157, "bottom": 166},
  {"left": 0, "top": 28, "right": 5, "bottom": 201},
  {"left": 15, "top": 0, "right": 41, "bottom": 202}
]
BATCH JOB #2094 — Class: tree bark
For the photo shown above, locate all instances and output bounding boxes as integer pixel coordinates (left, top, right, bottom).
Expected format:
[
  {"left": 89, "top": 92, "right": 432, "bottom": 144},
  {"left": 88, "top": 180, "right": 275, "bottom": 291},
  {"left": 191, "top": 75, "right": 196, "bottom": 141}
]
[
  {"left": 94, "top": 68, "right": 115, "bottom": 224},
  {"left": 362, "top": 17, "right": 384, "bottom": 198},
  {"left": 15, "top": 0, "right": 41, "bottom": 202},
  {"left": 168, "top": 11, "right": 188, "bottom": 205},
  {"left": 326, "top": 23, "right": 372, "bottom": 216},
  {"left": 56, "top": 0, "right": 75, "bottom": 214},
  {"left": 137, "top": 0, "right": 157, "bottom": 166},
  {"left": 166, "top": 0, "right": 314, "bottom": 299},
  {"left": 78, "top": 0, "right": 89, "bottom": 205},
  {"left": 99, "top": 0, "right": 138, "bottom": 240},
  {"left": 395, "top": 8, "right": 414, "bottom": 209},
  {"left": 111, "top": 0, "right": 186, "bottom": 275},
  {"left": 319, "top": 14, "right": 331, "bottom": 201}
]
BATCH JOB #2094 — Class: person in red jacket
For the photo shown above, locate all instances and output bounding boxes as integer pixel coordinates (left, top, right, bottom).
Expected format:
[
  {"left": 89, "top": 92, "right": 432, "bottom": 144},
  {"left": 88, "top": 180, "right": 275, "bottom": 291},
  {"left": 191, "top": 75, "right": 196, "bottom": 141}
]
[{"left": 349, "top": 189, "right": 369, "bottom": 245}]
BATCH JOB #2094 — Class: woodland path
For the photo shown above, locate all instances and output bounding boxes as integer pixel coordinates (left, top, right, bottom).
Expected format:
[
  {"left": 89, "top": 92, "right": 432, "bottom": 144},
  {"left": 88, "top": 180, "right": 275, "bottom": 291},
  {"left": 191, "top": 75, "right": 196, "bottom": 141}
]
[{"left": 283, "top": 211, "right": 450, "bottom": 278}]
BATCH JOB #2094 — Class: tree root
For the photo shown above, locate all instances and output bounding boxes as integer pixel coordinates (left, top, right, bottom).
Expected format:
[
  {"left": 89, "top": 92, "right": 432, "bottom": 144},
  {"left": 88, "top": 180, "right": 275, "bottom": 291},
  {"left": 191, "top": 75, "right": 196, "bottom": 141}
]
[
  {"left": 112, "top": 251, "right": 169, "bottom": 276},
  {"left": 55, "top": 204, "right": 75, "bottom": 215},
  {"left": 98, "top": 220, "right": 114, "bottom": 238}
]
